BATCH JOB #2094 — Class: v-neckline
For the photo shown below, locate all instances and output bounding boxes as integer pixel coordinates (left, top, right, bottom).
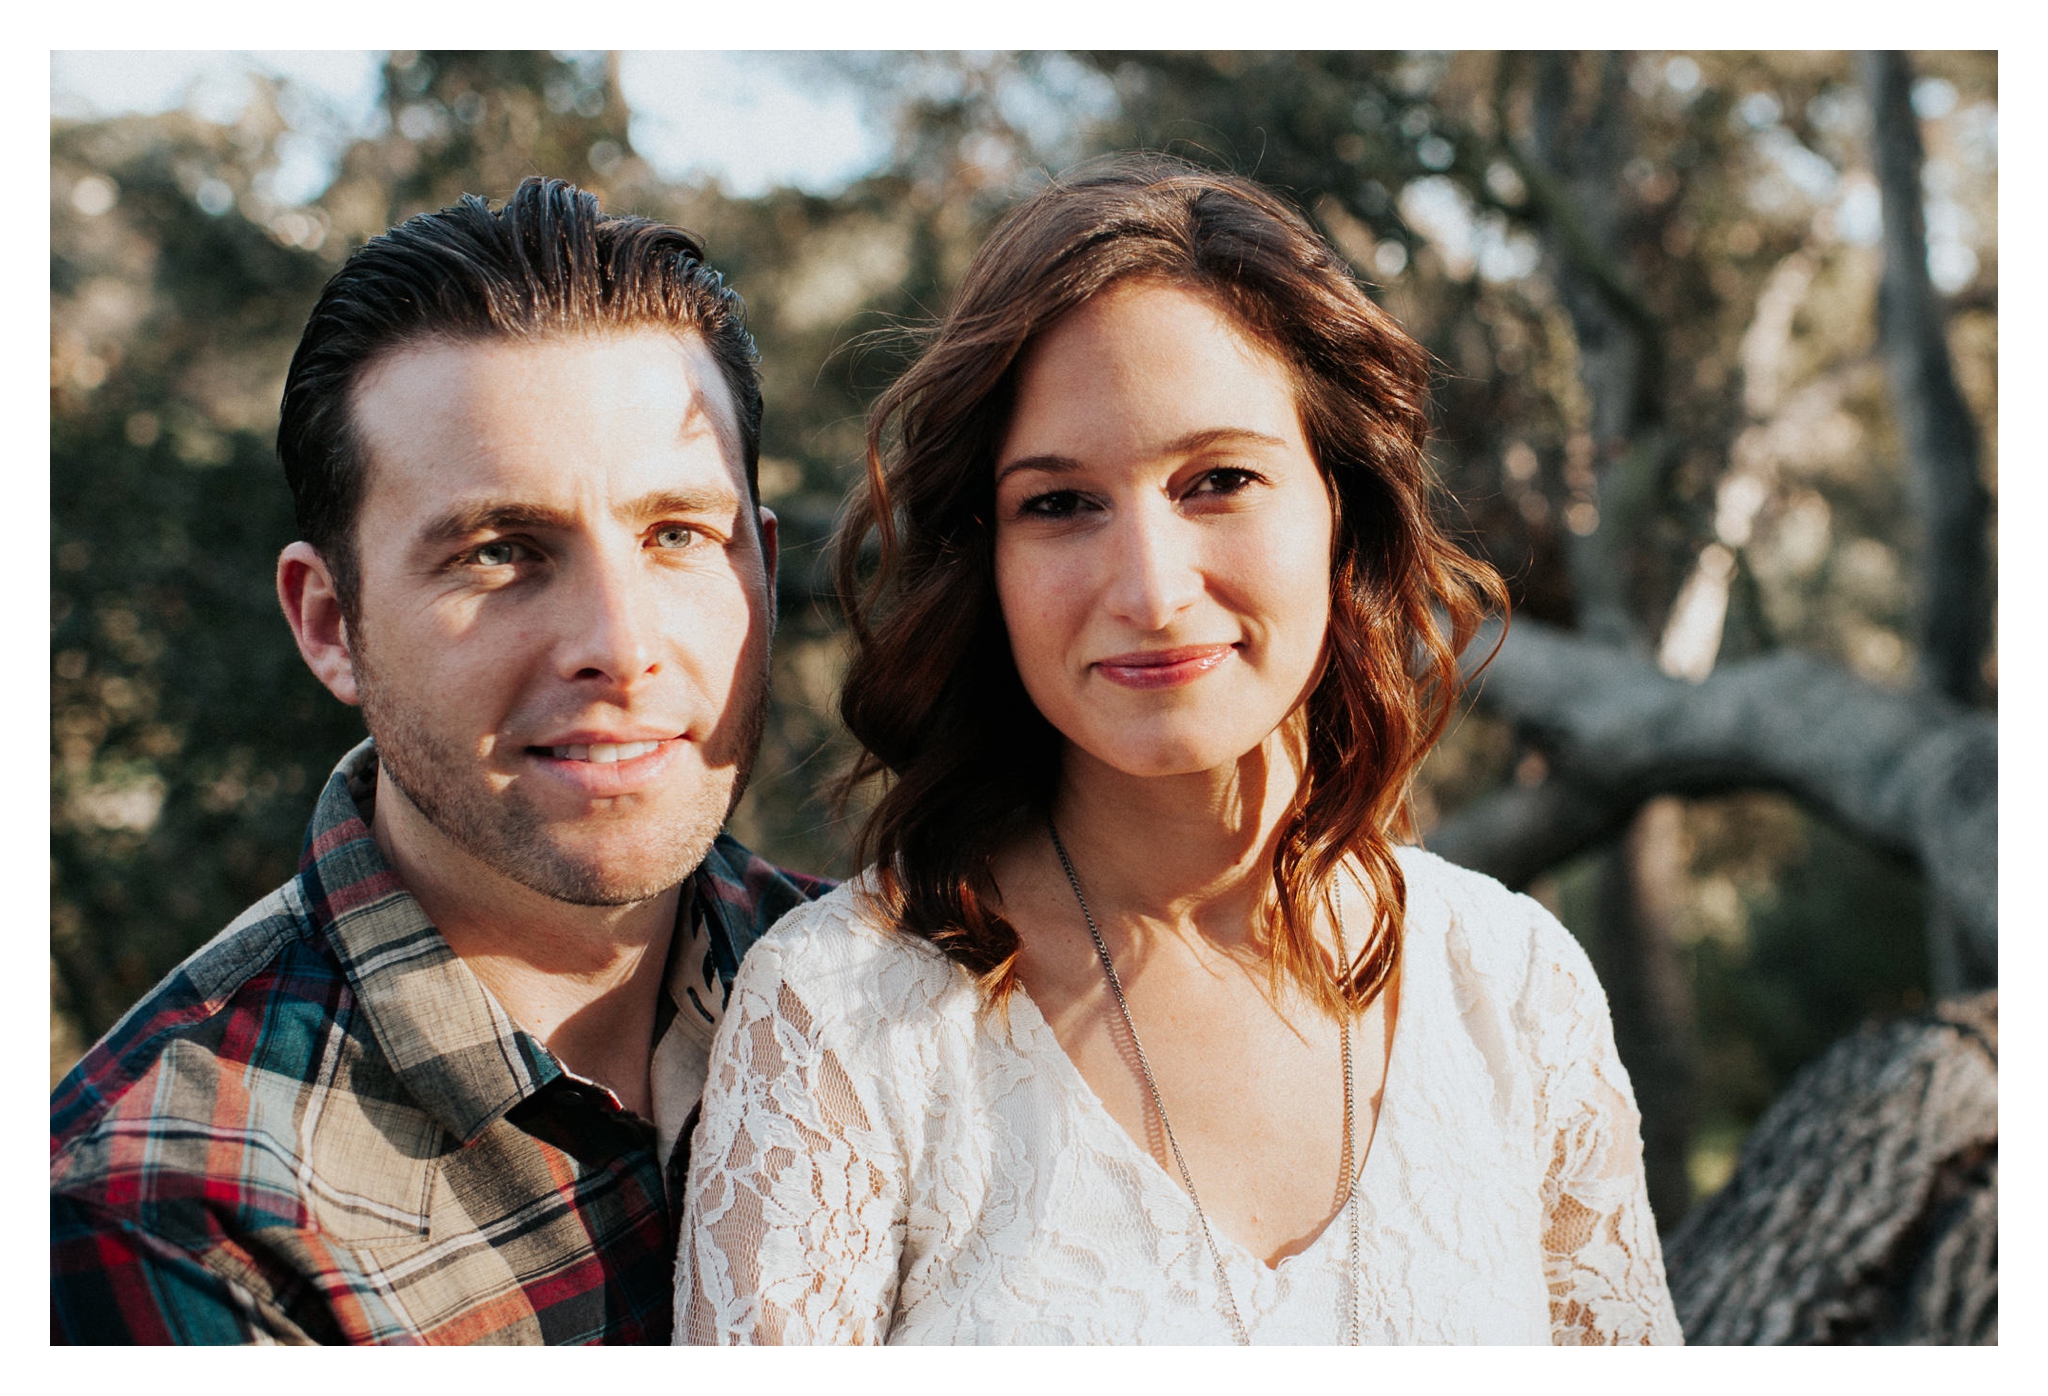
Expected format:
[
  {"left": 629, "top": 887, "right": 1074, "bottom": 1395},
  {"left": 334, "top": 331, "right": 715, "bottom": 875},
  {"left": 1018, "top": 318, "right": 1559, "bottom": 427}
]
[{"left": 1008, "top": 947, "right": 1406, "bottom": 1276}]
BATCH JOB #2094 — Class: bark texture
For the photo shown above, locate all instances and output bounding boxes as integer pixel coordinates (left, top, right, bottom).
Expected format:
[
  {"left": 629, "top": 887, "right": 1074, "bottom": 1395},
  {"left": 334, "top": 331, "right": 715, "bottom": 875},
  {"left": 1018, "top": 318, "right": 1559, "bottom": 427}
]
[{"left": 1662, "top": 993, "right": 1996, "bottom": 1344}]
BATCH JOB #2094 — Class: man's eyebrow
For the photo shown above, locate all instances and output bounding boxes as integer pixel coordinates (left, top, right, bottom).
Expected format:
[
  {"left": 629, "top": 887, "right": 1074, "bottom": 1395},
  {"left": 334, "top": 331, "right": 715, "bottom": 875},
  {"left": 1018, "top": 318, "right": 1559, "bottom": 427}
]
[
  {"left": 413, "top": 485, "right": 745, "bottom": 551},
  {"left": 417, "top": 501, "right": 576, "bottom": 547},
  {"left": 623, "top": 485, "right": 744, "bottom": 521},
  {"left": 994, "top": 428, "right": 1291, "bottom": 485}
]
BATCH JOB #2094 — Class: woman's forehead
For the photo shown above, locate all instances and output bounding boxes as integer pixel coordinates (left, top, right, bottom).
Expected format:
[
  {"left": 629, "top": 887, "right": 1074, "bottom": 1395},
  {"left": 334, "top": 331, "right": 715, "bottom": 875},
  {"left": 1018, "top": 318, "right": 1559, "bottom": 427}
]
[{"left": 999, "top": 284, "right": 1306, "bottom": 463}]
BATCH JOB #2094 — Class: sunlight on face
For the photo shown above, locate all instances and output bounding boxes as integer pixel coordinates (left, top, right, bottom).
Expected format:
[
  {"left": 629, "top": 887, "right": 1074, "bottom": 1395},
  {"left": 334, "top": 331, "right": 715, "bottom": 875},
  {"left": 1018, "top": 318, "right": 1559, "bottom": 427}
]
[
  {"left": 993, "top": 281, "right": 1334, "bottom": 783},
  {"left": 346, "top": 331, "right": 776, "bottom": 904}
]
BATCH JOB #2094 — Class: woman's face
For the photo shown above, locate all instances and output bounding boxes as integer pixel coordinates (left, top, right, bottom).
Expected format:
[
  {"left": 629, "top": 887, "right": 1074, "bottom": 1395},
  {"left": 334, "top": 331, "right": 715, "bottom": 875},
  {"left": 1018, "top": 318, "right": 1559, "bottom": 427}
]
[{"left": 993, "top": 279, "right": 1335, "bottom": 782}]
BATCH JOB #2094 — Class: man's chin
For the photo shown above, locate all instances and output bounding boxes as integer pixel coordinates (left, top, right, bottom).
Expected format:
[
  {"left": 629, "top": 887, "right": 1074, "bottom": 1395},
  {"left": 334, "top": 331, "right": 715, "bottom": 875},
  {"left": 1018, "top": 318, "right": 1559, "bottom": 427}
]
[
  {"left": 494, "top": 836, "right": 722, "bottom": 908},
  {"left": 359, "top": 673, "right": 759, "bottom": 912},
  {"left": 518, "top": 882, "right": 671, "bottom": 909}
]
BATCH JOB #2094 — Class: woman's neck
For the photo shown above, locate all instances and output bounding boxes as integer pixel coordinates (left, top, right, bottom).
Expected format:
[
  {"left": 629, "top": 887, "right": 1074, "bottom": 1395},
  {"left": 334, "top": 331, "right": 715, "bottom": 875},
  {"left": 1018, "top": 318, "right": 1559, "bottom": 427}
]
[{"left": 1046, "top": 731, "right": 1306, "bottom": 955}]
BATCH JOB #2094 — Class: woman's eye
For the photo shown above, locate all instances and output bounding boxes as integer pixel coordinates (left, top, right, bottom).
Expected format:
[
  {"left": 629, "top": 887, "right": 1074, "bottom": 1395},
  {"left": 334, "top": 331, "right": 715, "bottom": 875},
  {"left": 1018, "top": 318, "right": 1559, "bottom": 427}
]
[
  {"left": 1021, "top": 489, "right": 1087, "bottom": 518},
  {"left": 472, "top": 540, "right": 519, "bottom": 567},
  {"left": 652, "top": 525, "right": 697, "bottom": 550},
  {"left": 1190, "top": 467, "right": 1258, "bottom": 496}
]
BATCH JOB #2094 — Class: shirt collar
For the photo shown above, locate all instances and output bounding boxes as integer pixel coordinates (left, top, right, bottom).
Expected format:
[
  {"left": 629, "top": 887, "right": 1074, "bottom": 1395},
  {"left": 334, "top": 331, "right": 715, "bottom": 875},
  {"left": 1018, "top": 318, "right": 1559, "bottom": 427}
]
[
  {"left": 298, "top": 739, "right": 560, "bottom": 1144},
  {"left": 299, "top": 741, "right": 797, "bottom": 1156}
]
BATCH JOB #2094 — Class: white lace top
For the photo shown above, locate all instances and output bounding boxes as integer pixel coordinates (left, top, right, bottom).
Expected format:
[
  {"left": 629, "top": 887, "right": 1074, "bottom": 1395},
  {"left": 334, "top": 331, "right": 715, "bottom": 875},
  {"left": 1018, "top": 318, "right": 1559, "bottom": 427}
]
[{"left": 675, "top": 847, "right": 1682, "bottom": 1345}]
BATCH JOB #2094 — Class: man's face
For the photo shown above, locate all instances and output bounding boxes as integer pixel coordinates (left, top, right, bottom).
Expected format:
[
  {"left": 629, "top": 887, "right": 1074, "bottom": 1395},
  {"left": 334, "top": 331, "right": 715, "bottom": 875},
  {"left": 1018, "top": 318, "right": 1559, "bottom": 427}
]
[{"left": 342, "top": 330, "right": 775, "bottom": 906}]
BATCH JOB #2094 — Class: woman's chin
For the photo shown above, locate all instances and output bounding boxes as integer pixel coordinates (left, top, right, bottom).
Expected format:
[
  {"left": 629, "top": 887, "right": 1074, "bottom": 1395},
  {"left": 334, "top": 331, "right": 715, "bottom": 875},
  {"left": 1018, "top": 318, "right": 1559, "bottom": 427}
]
[{"left": 1064, "top": 733, "right": 1262, "bottom": 784}]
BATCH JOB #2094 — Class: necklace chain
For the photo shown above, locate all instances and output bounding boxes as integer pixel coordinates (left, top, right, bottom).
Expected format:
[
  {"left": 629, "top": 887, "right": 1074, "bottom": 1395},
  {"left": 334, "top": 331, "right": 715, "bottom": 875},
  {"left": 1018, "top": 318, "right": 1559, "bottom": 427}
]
[{"left": 1048, "top": 821, "right": 1363, "bottom": 1347}]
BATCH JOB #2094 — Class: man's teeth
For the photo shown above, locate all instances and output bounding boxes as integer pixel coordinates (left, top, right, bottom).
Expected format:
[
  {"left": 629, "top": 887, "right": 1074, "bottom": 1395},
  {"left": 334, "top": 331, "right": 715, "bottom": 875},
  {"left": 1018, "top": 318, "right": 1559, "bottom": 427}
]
[{"left": 550, "top": 741, "right": 662, "bottom": 763}]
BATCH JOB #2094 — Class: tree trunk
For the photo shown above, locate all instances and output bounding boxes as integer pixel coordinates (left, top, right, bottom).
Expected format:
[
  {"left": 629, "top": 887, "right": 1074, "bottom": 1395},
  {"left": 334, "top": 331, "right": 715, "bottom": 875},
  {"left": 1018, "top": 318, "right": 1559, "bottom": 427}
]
[
  {"left": 1595, "top": 798, "right": 1702, "bottom": 1230},
  {"left": 1862, "top": 50, "right": 1996, "bottom": 997},
  {"left": 1524, "top": 54, "right": 1699, "bottom": 1217},
  {"left": 1663, "top": 992, "right": 1996, "bottom": 1343},
  {"left": 1528, "top": 50, "right": 1664, "bottom": 650},
  {"left": 1862, "top": 50, "right": 1992, "bottom": 711}
]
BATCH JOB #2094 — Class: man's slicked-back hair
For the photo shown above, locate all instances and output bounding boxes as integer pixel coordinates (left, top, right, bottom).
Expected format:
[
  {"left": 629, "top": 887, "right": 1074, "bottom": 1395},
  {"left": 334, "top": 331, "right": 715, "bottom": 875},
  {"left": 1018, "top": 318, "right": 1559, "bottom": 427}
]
[{"left": 277, "top": 175, "right": 762, "bottom": 623}]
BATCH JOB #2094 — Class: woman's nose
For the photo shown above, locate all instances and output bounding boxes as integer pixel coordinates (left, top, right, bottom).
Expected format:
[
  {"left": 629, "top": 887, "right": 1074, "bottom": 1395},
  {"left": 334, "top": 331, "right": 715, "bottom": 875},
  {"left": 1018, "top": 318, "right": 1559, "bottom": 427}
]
[{"left": 1102, "top": 504, "right": 1203, "bottom": 631}]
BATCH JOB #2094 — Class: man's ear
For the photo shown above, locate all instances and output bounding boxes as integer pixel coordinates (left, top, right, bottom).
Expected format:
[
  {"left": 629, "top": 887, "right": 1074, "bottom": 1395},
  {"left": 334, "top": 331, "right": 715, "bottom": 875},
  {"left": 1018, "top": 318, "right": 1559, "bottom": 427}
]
[
  {"left": 277, "top": 541, "right": 361, "bottom": 706},
  {"left": 757, "top": 505, "right": 779, "bottom": 631}
]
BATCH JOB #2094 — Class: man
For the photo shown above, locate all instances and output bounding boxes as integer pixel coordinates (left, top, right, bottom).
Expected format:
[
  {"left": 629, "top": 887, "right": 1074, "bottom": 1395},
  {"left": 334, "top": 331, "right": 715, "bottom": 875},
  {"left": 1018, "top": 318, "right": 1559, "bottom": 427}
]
[{"left": 51, "top": 177, "right": 828, "bottom": 1343}]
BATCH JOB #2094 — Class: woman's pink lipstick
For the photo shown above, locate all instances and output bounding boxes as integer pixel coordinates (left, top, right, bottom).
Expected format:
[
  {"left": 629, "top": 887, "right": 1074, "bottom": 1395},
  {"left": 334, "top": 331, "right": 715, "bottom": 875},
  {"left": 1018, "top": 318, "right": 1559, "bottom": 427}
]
[{"left": 1093, "top": 644, "right": 1236, "bottom": 690}]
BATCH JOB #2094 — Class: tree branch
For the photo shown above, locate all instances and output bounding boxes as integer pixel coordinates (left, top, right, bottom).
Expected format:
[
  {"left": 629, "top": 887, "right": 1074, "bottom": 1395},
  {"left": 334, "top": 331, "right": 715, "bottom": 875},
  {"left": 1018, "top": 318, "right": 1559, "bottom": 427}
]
[
  {"left": 1435, "top": 620, "right": 1996, "bottom": 963},
  {"left": 1425, "top": 773, "right": 1635, "bottom": 890}
]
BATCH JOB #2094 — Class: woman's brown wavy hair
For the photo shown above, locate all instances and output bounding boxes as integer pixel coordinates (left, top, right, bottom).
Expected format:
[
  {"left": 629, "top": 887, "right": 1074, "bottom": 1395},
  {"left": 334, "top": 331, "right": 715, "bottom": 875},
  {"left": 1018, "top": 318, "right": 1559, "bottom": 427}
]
[{"left": 833, "top": 155, "right": 1507, "bottom": 1017}]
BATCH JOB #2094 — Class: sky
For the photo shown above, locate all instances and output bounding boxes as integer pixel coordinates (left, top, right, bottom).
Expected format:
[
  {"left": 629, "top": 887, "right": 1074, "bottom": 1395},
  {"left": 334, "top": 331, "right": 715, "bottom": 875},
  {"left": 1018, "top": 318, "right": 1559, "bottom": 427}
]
[{"left": 49, "top": 51, "right": 892, "bottom": 201}]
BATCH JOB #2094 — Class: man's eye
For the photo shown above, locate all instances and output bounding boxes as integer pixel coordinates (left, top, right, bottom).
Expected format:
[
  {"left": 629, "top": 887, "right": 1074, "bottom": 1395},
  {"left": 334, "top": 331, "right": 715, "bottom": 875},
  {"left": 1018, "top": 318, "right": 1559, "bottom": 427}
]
[
  {"left": 472, "top": 540, "right": 519, "bottom": 567},
  {"left": 652, "top": 525, "right": 697, "bottom": 550}
]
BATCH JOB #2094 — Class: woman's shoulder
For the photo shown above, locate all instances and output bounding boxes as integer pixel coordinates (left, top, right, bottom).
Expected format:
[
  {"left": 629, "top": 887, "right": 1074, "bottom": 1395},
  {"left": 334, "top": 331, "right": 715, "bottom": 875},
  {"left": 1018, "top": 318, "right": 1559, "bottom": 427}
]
[
  {"left": 739, "top": 874, "right": 982, "bottom": 1027},
  {"left": 1393, "top": 843, "right": 1601, "bottom": 1009}
]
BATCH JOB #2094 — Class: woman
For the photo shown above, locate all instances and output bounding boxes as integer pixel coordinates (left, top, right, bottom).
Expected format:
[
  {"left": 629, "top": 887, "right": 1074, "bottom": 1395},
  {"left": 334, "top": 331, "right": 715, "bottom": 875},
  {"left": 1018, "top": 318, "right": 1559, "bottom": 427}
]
[{"left": 676, "top": 157, "right": 1681, "bottom": 1345}]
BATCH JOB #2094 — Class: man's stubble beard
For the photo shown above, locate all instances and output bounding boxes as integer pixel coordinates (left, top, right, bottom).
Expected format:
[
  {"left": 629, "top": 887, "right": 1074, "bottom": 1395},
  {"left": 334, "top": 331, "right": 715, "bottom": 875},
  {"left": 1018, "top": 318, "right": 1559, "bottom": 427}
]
[{"left": 350, "top": 632, "right": 770, "bottom": 909}]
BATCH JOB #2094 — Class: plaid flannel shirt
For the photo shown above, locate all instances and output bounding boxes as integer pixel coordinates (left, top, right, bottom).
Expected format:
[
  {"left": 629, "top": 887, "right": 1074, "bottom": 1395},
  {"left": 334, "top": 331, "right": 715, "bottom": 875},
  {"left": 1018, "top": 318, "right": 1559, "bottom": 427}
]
[{"left": 51, "top": 740, "right": 830, "bottom": 1344}]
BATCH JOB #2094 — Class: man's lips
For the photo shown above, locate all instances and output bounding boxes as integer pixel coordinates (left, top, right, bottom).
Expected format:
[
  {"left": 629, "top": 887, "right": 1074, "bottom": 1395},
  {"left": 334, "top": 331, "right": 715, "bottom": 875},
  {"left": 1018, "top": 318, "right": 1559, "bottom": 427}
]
[
  {"left": 1092, "top": 644, "right": 1237, "bottom": 690},
  {"left": 543, "top": 740, "right": 662, "bottom": 764},
  {"left": 521, "top": 734, "right": 687, "bottom": 796}
]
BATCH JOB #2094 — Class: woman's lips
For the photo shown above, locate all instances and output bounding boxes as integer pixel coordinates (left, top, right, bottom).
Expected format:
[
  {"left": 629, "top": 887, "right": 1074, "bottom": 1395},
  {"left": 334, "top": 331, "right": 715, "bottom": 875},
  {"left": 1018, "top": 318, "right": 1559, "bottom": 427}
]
[{"left": 1092, "top": 644, "right": 1237, "bottom": 690}]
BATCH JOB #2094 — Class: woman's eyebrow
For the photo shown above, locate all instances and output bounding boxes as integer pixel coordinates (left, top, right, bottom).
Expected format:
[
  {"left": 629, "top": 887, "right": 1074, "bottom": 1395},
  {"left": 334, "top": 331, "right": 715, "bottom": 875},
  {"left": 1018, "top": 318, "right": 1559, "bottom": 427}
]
[
  {"left": 994, "top": 453, "right": 1082, "bottom": 485},
  {"left": 1158, "top": 426, "right": 1290, "bottom": 455},
  {"left": 995, "top": 428, "right": 1290, "bottom": 486}
]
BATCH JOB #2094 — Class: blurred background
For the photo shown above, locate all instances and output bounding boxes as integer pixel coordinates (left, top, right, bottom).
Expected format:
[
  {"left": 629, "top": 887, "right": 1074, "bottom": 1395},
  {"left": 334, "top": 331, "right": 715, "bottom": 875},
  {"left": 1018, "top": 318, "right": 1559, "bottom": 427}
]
[{"left": 51, "top": 51, "right": 1996, "bottom": 1253}]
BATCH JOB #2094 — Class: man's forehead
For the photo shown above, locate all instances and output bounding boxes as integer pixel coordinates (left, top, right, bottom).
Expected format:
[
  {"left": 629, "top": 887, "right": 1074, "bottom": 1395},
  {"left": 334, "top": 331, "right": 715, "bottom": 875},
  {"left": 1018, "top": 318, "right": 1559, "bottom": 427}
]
[{"left": 349, "top": 329, "right": 745, "bottom": 502}]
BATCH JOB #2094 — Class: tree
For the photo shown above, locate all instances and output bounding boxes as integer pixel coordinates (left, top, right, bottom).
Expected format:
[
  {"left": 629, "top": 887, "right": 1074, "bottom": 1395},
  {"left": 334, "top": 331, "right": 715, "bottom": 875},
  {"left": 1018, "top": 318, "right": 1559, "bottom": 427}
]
[{"left": 1664, "top": 992, "right": 1995, "bottom": 1343}]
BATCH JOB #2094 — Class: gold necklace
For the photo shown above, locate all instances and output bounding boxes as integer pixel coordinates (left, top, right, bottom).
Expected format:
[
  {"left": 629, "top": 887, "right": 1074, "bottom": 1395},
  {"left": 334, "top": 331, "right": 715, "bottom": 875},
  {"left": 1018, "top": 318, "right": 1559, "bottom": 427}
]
[{"left": 1048, "top": 821, "right": 1363, "bottom": 1346}]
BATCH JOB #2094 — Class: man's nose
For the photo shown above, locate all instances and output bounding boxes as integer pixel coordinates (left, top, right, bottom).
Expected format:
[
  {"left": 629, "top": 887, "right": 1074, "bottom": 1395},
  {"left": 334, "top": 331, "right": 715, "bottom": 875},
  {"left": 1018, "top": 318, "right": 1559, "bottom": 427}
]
[
  {"left": 1103, "top": 502, "right": 1202, "bottom": 631},
  {"left": 553, "top": 549, "right": 662, "bottom": 687}
]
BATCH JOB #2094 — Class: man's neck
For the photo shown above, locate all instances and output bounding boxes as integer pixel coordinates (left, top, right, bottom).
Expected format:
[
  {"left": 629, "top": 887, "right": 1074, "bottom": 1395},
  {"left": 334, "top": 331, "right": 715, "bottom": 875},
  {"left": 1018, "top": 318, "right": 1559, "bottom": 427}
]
[{"left": 367, "top": 773, "right": 681, "bottom": 1120}]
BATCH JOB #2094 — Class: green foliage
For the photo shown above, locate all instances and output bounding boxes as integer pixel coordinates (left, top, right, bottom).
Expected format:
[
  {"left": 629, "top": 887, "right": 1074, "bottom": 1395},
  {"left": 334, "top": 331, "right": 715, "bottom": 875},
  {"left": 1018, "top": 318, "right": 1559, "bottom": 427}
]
[
  {"left": 1692, "top": 816, "right": 1931, "bottom": 1119},
  {"left": 52, "top": 112, "right": 362, "bottom": 1047},
  {"left": 1548, "top": 798, "right": 1932, "bottom": 1200}
]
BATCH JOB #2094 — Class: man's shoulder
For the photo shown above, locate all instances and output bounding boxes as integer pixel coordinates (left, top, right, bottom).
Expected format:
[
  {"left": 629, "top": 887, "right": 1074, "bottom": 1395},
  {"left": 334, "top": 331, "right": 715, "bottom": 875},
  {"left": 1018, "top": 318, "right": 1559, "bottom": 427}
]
[
  {"left": 51, "top": 874, "right": 351, "bottom": 1215},
  {"left": 695, "top": 833, "right": 836, "bottom": 959}
]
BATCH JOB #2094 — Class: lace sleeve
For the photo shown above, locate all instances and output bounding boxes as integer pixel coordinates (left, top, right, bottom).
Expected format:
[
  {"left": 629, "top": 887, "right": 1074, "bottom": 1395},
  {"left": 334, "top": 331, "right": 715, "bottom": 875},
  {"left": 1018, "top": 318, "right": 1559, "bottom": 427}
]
[
  {"left": 1529, "top": 922, "right": 1685, "bottom": 1345},
  {"left": 675, "top": 940, "right": 905, "bottom": 1344}
]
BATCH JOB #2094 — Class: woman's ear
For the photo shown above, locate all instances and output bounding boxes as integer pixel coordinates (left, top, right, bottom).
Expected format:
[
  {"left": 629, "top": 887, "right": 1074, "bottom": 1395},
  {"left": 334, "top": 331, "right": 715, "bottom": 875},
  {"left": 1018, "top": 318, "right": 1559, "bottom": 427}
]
[{"left": 276, "top": 541, "right": 361, "bottom": 706}]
